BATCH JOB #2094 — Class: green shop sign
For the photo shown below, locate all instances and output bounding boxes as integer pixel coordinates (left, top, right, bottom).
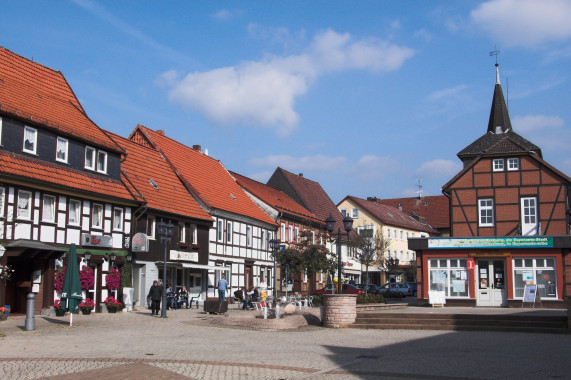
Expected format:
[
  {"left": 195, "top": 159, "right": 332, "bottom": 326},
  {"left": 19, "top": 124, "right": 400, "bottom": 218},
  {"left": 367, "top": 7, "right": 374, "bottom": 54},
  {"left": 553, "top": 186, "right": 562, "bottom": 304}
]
[{"left": 428, "top": 237, "right": 554, "bottom": 249}]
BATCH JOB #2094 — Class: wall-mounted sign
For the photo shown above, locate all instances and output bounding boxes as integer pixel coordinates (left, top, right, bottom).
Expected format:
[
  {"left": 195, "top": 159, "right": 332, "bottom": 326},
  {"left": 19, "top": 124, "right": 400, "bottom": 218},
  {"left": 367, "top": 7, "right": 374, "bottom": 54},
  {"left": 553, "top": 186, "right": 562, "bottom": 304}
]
[
  {"left": 170, "top": 250, "right": 198, "bottom": 262},
  {"left": 278, "top": 244, "right": 288, "bottom": 251},
  {"left": 82, "top": 234, "right": 113, "bottom": 248},
  {"left": 131, "top": 233, "right": 149, "bottom": 252},
  {"left": 428, "top": 237, "right": 553, "bottom": 249}
]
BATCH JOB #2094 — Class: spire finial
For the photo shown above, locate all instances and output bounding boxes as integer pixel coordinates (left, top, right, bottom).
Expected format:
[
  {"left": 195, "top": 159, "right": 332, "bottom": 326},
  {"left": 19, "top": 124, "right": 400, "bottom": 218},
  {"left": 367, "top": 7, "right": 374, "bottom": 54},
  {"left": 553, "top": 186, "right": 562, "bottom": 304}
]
[{"left": 489, "top": 46, "right": 501, "bottom": 84}]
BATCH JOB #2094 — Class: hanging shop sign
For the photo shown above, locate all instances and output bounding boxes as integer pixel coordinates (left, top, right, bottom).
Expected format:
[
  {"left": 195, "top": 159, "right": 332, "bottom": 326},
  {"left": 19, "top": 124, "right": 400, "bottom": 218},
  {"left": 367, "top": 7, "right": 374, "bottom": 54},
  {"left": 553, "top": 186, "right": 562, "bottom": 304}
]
[
  {"left": 170, "top": 250, "right": 198, "bottom": 262},
  {"left": 131, "top": 233, "right": 149, "bottom": 252},
  {"left": 81, "top": 234, "right": 113, "bottom": 248}
]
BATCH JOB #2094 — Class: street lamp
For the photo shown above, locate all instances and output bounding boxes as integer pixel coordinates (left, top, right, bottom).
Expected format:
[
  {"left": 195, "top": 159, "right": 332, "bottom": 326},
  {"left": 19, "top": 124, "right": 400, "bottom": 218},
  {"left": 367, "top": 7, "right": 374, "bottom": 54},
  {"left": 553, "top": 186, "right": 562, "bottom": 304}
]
[
  {"left": 325, "top": 214, "right": 354, "bottom": 294},
  {"left": 269, "top": 238, "right": 280, "bottom": 307},
  {"left": 157, "top": 219, "right": 175, "bottom": 318},
  {"left": 110, "top": 252, "right": 117, "bottom": 267},
  {"left": 84, "top": 251, "right": 91, "bottom": 266}
]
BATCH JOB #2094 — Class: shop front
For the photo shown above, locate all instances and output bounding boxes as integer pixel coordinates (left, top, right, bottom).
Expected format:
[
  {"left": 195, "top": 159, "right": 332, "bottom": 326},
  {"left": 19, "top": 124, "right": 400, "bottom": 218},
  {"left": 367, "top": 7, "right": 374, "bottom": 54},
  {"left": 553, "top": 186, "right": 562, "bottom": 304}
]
[{"left": 410, "top": 236, "right": 570, "bottom": 308}]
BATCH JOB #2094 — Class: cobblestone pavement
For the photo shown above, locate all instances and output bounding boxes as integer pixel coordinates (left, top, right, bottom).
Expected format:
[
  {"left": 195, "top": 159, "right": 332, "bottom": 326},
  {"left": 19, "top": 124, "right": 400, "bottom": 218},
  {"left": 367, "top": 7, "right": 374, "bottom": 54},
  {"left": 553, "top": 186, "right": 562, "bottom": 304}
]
[{"left": 0, "top": 306, "right": 570, "bottom": 379}]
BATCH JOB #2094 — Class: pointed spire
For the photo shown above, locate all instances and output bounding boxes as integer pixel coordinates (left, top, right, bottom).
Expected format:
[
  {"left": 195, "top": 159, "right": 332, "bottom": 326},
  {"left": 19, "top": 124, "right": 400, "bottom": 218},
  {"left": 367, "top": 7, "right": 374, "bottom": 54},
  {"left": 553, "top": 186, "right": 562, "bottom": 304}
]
[{"left": 487, "top": 61, "right": 512, "bottom": 134}]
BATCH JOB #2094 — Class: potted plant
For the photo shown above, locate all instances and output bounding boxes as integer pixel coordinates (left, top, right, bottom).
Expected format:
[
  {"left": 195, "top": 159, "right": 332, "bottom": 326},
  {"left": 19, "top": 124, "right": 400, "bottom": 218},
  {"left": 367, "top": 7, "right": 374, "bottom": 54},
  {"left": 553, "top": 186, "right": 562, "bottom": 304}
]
[
  {"left": 53, "top": 299, "right": 66, "bottom": 316},
  {"left": 104, "top": 296, "right": 123, "bottom": 313},
  {"left": 0, "top": 306, "right": 8, "bottom": 321},
  {"left": 105, "top": 268, "right": 121, "bottom": 291},
  {"left": 54, "top": 266, "right": 66, "bottom": 293},
  {"left": 79, "top": 298, "right": 95, "bottom": 315},
  {"left": 79, "top": 266, "right": 95, "bottom": 290}
]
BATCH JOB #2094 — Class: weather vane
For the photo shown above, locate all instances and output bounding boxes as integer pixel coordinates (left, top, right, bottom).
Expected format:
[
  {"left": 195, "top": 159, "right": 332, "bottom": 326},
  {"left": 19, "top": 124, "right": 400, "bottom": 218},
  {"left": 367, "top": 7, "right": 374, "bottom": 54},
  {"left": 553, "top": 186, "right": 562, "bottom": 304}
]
[{"left": 489, "top": 46, "right": 500, "bottom": 65}]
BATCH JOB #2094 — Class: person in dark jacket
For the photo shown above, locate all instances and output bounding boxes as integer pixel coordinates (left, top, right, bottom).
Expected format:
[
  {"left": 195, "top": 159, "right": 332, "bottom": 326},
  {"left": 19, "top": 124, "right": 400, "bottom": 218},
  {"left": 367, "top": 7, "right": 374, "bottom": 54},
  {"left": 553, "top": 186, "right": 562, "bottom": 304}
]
[{"left": 148, "top": 280, "right": 163, "bottom": 316}]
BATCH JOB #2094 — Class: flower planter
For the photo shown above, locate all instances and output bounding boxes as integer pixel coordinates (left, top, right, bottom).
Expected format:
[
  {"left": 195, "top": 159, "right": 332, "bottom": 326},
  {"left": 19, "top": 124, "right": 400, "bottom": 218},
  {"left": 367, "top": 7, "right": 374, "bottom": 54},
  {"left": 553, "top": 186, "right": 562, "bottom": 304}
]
[
  {"left": 55, "top": 309, "right": 66, "bottom": 317},
  {"left": 81, "top": 309, "right": 92, "bottom": 315},
  {"left": 107, "top": 308, "right": 117, "bottom": 313}
]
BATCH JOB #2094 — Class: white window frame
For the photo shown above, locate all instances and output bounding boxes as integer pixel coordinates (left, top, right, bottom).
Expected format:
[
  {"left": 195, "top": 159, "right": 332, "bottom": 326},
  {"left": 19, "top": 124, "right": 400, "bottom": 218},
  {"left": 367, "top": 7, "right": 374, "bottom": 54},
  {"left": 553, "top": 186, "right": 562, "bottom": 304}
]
[
  {"left": 261, "top": 230, "right": 266, "bottom": 250},
  {"left": 23, "top": 126, "right": 37, "bottom": 154},
  {"left": 246, "top": 225, "right": 252, "bottom": 247},
  {"left": 288, "top": 226, "right": 293, "bottom": 242},
  {"left": 179, "top": 222, "right": 186, "bottom": 243},
  {"left": 42, "top": 195, "right": 56, "bottom": 223},
  {"left": 280, "top": 223, "right": 286, "bottom": 241},
  {"left": 147, "top": 216, "right": 156, "bottom": 239},
  {"left": 17, "top": 190, "right": 32, "bottom": 220},
  {"left": 507, "top": 158, "right": 519, "bottom": 171},
  {"left": 56, "top": 137, "right": 68, "bottom": 163},
  {"left": 429, "top": 258, "right": 469, "bottom": 298},
  {"left": 85, "top": 146, "right": 96, "bottom": 170},
  {"left": 0, "top": 187, "right": 5, "bottom": 218},
  {"left": 91, "top": 203, "right": 103, "bottom": 229},
  {"left": 190, "top": 224, "right": 197, "bottom": 244},
  {"left": 226, "top": 221, "right": 232, "bottom": 244},
  {"left": 0, "top": 116, "right": 3, "bottom": 146},
  {"left": 294, "top": 227, "right": 299, "bottom": 242},
  {"left": 351, "top": 208, "right": 359, "bottom": 218},
  {"left": 217, "top": 219, "right": 223, "bottom": 242},
  {"left": 68, "top": 199, "right": 81, "bottom": 226},
  {"left": 113, "top": 207, "right": 124, "bottom": 231},
  {"left": 97, "top": 150, "right": 108, "bottom": 174},
  {"left": 521, "top": 197, "right": 538, "bottom": 235},
  {"left": 512, "top": 257, "right": 557, "bottom": 299},
  {"left": 311, "top": 231, "right": 315, "bottom": 244},
  {"left": 340, "top": 209, "right": 348, "bottom": 217},
  {"left": 492, "top": 158, "right": 504, "bottom": 172},
  {"left": 478, "top": 198, "right": 494, "bottom": 227}
]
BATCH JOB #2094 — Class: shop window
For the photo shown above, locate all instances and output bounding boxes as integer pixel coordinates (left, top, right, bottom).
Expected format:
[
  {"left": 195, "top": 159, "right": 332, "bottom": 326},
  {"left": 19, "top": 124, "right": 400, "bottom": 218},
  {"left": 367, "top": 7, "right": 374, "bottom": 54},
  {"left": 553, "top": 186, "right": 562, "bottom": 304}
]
[
  {"left": 513, "top": 258, "right": 557, "bottom": 298},
  {"left": 478, "top": 199, "right": 494, "bottom": 227},
  {"left": 23, "top": 126, "right": 37, "bottom": 154},
  {"left": 429, "top": 258, "right": 469, "bottom": 298}
]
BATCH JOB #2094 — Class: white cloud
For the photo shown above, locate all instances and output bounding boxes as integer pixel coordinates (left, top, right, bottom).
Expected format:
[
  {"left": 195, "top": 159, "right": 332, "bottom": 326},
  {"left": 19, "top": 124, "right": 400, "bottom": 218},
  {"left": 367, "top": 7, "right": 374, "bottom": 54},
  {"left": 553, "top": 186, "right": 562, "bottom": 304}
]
[
  {"left": 417, "top": 159, "right": 462, "bottom": 179},
  {"left": 249, "top": 154, "right": 347, "bottom": 172},
  {"left": 350, "top": 155, "right": 401, "bottom": 180},
  {"left": 471, "top": 0, "right": 571, "bottom": 47},
  {"left": 212, "top": 9, "right": 234, "bottom": 21},
  {"left": 162, "top": 29, "right": 414, "bottom": 135},
  {"left": 426, "top": 85, "right": 468, "bottom": 102},
  {"left": 513, "top": 114, "right": 570, "bottom": 151}
]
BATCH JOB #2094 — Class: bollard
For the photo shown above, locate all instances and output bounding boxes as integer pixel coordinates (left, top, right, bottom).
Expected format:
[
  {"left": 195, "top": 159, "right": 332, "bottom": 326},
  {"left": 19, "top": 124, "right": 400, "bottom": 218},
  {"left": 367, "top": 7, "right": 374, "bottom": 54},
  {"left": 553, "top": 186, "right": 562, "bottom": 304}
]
[
  {"left": 276, "top": 304, "right": 280, "bottom": 319},
  {"left": 25, "top": 293, "right": 36, "bottom": 331},
  {"left": 263, "top": 306, "right": 267, "bottom": 319}
]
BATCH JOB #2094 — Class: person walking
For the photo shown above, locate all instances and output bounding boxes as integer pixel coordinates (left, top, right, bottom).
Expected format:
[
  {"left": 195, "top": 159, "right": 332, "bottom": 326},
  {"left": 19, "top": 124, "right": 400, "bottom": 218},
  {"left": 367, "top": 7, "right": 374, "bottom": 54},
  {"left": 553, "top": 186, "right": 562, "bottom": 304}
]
[
  {"left": 148, "top": 280, "right": 163, "bottom": 316},
  {"left": 217, "top": 274, "right": 228, "bottom": 302}
]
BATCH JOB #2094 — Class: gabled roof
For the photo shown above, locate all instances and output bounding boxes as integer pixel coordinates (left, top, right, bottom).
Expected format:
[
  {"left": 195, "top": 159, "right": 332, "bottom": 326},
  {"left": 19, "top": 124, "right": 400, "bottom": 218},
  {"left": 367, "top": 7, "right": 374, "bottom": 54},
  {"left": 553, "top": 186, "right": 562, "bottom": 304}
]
[
  {"left": 230, "top": 171, "right": 323, "bottom": 226},
  {"left": 267, "top": 167, "right": 349, "bottom": 234},
  {"left": 374, "top": 195, "right": 449, "bottom": 230},
  {"left": 0, "top": 150, "right": 135, "bottom": 202},
  {"left": 108, "top": 131, "right": 212, "bottom": 222},
  {"left": 128, "top": 125, "right": 276, "bottom": 226},
  {"left": 0, "top": 46, "right": 120, "bottom": 152},
  {"left": 342, "top": 195, "right": 438, "bottom": 235}
]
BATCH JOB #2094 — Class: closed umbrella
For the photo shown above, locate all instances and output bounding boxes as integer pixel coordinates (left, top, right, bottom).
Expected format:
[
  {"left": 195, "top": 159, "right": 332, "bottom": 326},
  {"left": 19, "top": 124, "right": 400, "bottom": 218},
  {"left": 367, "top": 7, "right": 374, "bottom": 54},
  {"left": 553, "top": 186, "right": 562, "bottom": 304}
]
[{"left": 61, "top": 243, "right": 82, "bottom": 326}]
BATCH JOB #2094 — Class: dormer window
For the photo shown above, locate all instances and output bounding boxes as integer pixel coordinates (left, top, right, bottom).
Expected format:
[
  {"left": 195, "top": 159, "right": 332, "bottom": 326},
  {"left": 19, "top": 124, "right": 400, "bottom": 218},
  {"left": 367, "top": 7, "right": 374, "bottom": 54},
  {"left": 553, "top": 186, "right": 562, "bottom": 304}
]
[
  {"left": 85, "top": 146, "right": 96, "bottom": 170},
  {"left": 23, "top": 126, "right": 37, "bottom": 154},
  {"left": 495, "top": 126, "right": 503, "bottom": 133},
  {"left": 97, "top": 151, "right": 107, "bottom": 173},
  {"left": 56, "top": 137, "right": 68, "bottom": 163},
  {"left": 85, "top": 146, "right": 108, "bottom": 174},
  {"left": 493, "top": 158, "right": 504, "bottom": 172}
]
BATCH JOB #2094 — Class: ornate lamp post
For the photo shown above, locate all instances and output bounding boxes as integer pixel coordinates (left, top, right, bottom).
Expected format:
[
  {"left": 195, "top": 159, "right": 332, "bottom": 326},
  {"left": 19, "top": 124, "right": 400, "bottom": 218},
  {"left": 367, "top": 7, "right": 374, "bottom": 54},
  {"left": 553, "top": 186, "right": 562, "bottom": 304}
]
[
  {"left": 269, "top": 239, "right": 280, "bottom": 307},
  {"left": 157, "top": 219, "right": 174, "bottom": 318},
  {"left": 325, "top": 214, "right": 354, "bottom": 294}
]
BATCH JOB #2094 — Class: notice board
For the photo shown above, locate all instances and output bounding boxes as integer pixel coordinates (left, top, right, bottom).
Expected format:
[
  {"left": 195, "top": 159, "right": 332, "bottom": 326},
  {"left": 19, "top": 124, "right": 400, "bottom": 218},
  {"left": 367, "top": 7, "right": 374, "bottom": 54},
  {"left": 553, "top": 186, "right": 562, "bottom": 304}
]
[{"left": 428, "top": 290, "right": 446, "bottom": 307}]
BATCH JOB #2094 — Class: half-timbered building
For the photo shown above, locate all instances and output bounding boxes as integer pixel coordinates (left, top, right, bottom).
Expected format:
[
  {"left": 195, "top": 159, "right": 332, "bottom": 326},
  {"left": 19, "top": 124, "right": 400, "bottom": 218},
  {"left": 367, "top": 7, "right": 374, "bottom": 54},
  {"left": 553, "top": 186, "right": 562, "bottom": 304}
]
[
  {"left": 410, "top": 64, "right": 571, "bottom": 308},
  {"left": 0, "top": 47, "right": 138, "bottom": 314},
  {"left": 128, "top": 125, "right": 278, "bottom": 298}
]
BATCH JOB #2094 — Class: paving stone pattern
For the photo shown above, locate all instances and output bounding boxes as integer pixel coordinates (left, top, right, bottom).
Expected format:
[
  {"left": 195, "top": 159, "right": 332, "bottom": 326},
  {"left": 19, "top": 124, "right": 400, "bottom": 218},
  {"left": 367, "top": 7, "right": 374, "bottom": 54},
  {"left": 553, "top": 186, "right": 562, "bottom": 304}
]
[{"left": 0, "top": 307, "right": 570, "bottom": 379}]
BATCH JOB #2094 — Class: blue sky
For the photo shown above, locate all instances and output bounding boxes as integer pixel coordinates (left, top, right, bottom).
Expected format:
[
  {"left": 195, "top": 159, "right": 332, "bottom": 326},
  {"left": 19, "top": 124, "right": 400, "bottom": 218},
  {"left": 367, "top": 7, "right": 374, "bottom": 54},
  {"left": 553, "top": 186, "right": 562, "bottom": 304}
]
[{"left": 3, "top": 0, "right": 571, "bottom": 203}]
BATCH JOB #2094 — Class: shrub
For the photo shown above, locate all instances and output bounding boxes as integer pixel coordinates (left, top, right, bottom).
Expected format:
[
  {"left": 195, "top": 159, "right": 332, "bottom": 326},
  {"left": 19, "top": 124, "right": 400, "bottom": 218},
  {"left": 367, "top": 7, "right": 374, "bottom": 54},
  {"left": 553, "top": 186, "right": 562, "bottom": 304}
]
[
  {"left": 311, "top": 294, "right": 322, "bottom": 306},
  {"left": 54, "top": 266, "right": 66, "bottom": 293},
  {"left": 357, "top": 293, "right": 385, "bottom": 304}
]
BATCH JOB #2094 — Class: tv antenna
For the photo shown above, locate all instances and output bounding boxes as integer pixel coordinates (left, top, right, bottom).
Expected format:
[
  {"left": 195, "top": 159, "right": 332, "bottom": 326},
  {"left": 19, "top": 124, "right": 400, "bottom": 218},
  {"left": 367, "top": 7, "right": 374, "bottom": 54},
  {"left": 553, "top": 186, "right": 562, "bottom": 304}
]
[{"left": 416, "top": 179, "right": 423, "bottom": 199}]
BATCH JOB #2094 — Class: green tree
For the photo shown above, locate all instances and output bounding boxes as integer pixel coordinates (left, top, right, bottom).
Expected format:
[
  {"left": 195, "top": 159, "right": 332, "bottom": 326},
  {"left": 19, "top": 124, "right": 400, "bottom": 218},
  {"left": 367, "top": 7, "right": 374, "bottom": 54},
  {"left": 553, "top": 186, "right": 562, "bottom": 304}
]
[
  {"left": 351, "top": 226, "right": 392, "bottom": 292},
  {"left": 276, "top": 230, "right": 337, "bottom": 294}
]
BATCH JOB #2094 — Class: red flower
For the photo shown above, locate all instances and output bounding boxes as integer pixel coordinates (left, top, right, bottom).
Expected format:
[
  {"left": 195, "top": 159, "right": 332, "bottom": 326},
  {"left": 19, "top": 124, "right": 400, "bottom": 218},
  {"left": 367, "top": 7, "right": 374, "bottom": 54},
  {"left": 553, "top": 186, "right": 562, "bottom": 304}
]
[{"left": 105, "top": 268, "right": 121, "bottom": 290}]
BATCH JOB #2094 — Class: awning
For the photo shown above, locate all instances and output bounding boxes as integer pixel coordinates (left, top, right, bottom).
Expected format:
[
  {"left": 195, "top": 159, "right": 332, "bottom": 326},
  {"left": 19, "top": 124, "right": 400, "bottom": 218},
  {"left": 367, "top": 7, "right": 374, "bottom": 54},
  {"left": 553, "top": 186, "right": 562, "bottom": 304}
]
[{"left": 181, "top": 263, "right": 230, "bottom": 272}]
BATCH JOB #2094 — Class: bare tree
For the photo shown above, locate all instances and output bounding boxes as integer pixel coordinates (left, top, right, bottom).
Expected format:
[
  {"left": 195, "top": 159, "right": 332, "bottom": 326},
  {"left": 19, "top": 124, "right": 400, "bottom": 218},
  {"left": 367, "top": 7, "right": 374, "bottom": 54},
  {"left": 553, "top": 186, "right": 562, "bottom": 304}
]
[{"left": 351, "top": 227, "right": 392, "bottom": 293}]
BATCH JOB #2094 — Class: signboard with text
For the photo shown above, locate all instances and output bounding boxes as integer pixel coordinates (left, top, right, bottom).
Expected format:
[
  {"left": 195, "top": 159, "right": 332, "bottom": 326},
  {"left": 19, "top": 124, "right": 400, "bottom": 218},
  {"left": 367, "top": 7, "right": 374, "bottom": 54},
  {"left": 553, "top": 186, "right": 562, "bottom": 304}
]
[
  {"left": 170, "top": 250, "right": 198, "bottom": 262},
  {"left": 428, "top": 237, "right": 553, "bottom": 249},
  {"left": 81, "top": 234, "right": 113, "bottom": 248}
]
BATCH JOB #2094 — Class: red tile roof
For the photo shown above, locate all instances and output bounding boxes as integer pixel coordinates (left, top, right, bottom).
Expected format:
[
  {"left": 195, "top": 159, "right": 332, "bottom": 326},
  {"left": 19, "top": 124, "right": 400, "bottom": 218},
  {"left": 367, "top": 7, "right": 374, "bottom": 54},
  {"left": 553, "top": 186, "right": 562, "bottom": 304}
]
[
  {"left": 376, "top": 195, "right": 450, "bottom": 229},
  {"left": 267, "top": 167, "right": 349, "bottom": 234},
  {"left": 108, "top": 131, "right": 212, "bottom": 221},
  {"left": 129, "top": 125, "right": 277, "bottom": 226},
  {"left": 0, "top": 46, "right": 120, "bottom": 151},
  {"left": 0, "top": 150, "right": 135, "bottom": 202},
  {"left": 343, "top": 195, "right": 439, "bottom": 234},
  {"left": 231, "top": 171, "right": 323, "bottom": 225}
]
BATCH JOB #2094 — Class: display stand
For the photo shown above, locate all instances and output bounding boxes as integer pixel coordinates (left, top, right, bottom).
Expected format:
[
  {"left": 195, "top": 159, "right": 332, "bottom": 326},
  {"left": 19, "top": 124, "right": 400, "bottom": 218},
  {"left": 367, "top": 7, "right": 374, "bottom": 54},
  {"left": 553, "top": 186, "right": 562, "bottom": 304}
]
[
  {"left": 522, "top": 284, "right": 542, "bottom": 309},
  {"left": 428, "top": 290, "right": 446, "bottom": 308}
]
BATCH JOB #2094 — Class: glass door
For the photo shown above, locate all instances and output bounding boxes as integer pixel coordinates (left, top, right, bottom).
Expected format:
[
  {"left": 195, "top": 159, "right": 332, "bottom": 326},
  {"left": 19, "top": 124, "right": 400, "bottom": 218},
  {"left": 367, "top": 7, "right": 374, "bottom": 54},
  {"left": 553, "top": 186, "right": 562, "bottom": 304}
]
[{"left": 476, "top": 259, "right": 507, "bottom": 307}]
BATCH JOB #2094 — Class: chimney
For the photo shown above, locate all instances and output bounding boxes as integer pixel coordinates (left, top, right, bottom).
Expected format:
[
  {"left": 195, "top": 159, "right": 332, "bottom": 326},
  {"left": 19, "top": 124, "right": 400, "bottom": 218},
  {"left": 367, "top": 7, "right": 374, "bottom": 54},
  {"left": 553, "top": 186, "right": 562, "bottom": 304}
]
[
  {"left": 192, "top": 145, "right": 202, "bottom": 152},
  {"left": 398, "top": 202, "right": 402, "bottom": 211},
  {"left": 299, "top": 173, "right": 303, "bottom": 177},
  {"left": 367, "top": 197, "right": 380, "bottom": 203},
  {"left": 156, "top": 130, "right": 165, "bottom": 136}
]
